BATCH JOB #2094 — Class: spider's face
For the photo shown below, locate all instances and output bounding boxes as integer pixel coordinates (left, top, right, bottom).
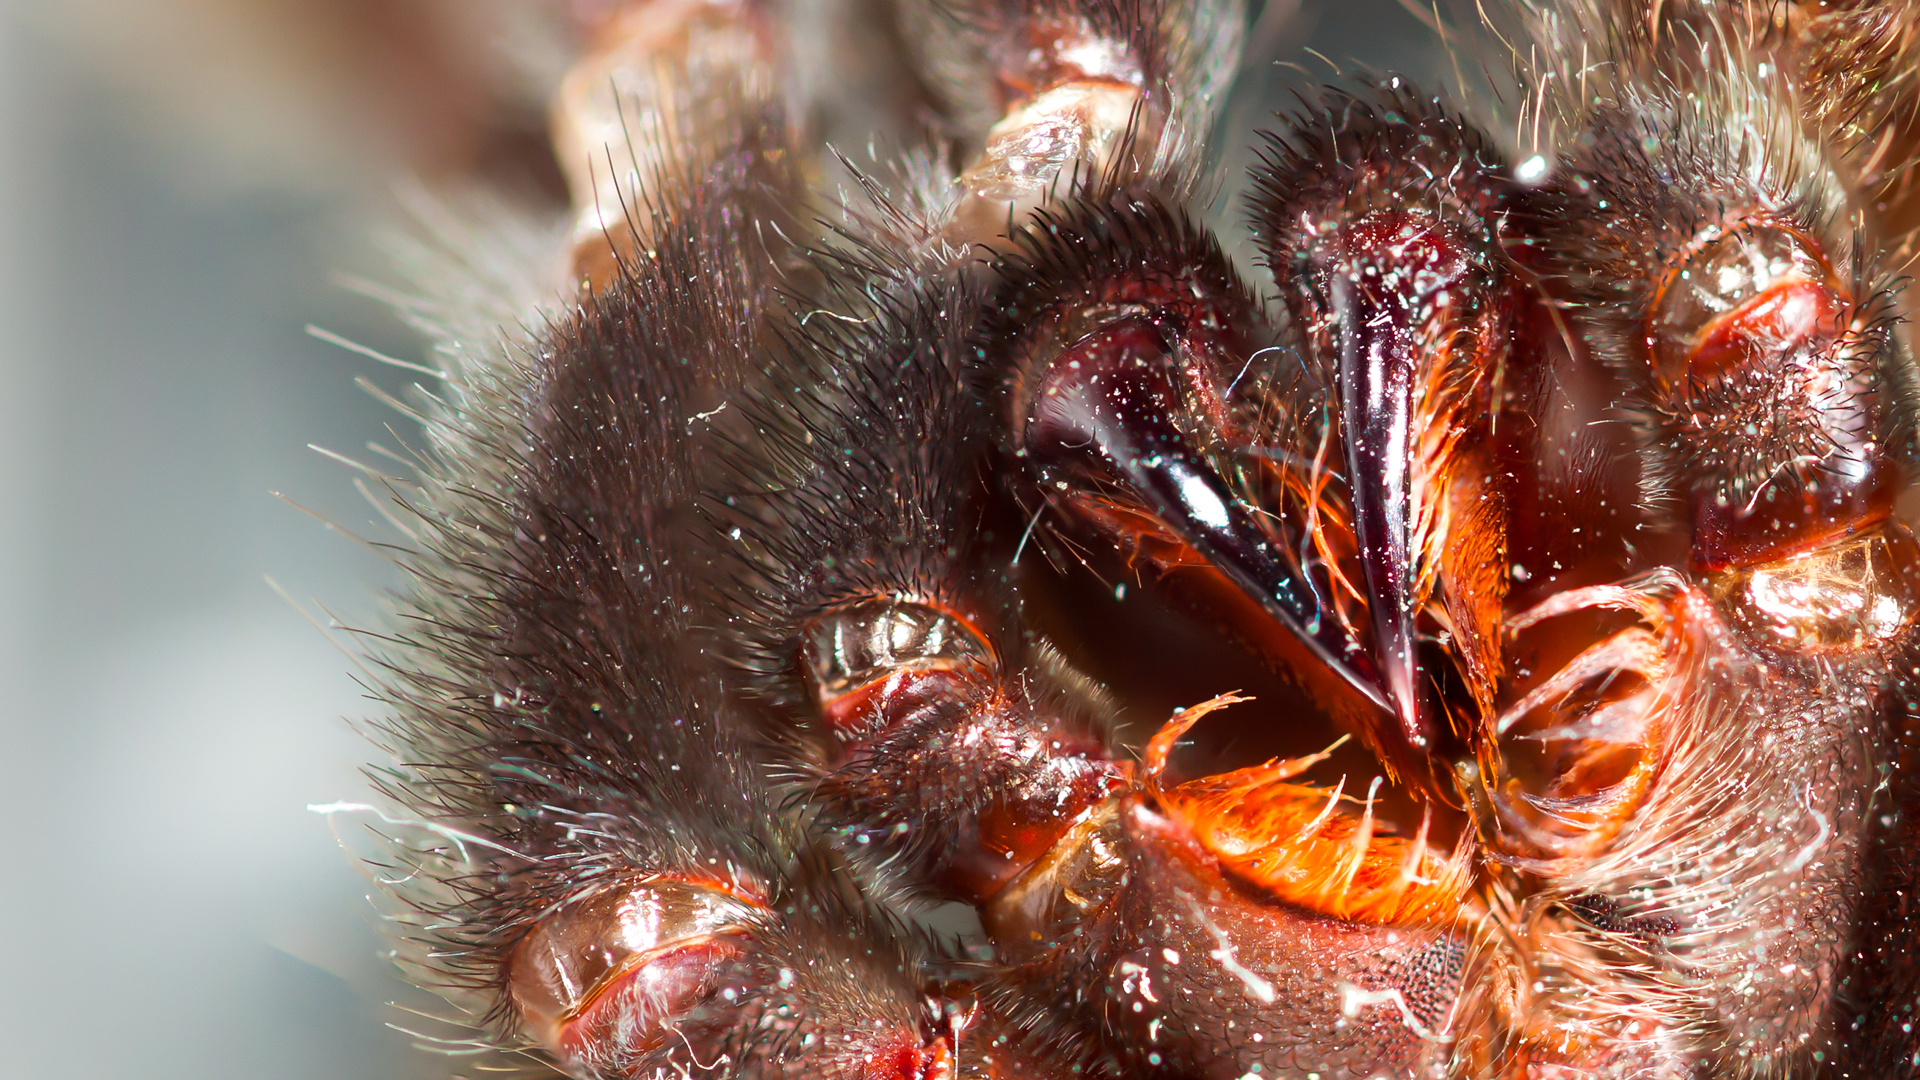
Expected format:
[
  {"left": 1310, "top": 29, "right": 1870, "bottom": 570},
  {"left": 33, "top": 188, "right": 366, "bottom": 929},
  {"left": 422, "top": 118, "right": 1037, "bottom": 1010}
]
[{"left": 349, "top": 1, "right": 1920, "bottom": 1076}]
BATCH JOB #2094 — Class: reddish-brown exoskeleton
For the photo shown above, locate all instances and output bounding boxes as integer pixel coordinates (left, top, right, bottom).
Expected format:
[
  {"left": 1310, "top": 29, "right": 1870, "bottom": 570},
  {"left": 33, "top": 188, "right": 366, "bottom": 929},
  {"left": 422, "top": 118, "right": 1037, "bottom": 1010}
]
[{"left": 344, "top": 0, "right": 1920, "bottom": 1077}]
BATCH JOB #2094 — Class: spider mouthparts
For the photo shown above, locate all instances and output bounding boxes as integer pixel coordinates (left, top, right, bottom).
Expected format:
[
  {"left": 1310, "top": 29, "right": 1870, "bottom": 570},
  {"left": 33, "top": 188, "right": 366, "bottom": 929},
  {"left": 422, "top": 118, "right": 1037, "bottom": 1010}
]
[
  {"left": 1021, "top": 315, "right": 1387, "bottom": 715},
  {"left": 1142, "top": 695, "right": 1472, "bottom": 926},
  {"left": 1331, "top": 248, "right": 1431, "bottom": 761},
  {"left": 1018, "top": 308, "right": 1493, "bottom": 795}
]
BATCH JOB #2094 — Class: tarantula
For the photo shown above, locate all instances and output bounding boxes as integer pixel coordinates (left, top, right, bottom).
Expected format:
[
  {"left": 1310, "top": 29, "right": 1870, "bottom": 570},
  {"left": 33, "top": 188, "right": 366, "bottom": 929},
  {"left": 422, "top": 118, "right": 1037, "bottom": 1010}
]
[{"left": 338, "top": 0, "right": 1920, "bottom": 1075}]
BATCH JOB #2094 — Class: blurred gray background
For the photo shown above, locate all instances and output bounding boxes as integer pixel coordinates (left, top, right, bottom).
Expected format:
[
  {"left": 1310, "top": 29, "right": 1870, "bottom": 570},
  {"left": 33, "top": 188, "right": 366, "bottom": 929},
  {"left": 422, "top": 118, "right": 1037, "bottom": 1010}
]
[{"left": 0, "top": 2, "right": 1440, "bottom": 1076}]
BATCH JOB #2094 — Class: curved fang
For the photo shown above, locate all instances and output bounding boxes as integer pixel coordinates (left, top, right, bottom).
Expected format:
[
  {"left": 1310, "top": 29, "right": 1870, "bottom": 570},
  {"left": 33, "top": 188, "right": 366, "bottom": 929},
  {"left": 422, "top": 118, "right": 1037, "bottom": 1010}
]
[
  {"left": 1023, "top": 316, "right": 1388, "bottom": 713},
  {"left": 1332, "top": 267, "right": 1426, "bottom": 752}
]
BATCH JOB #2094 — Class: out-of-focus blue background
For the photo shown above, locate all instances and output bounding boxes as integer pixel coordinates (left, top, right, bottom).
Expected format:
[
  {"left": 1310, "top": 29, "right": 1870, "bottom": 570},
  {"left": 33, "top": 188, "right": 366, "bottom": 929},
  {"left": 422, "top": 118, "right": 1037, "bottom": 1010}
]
[{"left": 0, "top": 2, "right": 1441, "bottom": 1076}]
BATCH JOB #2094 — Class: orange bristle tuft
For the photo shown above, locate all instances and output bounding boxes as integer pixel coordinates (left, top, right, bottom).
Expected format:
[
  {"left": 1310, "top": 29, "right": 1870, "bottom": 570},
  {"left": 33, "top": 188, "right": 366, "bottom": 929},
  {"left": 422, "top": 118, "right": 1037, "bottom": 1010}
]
[{"left": 1147, "top": 698, "right": 1471, "bottom": 926}]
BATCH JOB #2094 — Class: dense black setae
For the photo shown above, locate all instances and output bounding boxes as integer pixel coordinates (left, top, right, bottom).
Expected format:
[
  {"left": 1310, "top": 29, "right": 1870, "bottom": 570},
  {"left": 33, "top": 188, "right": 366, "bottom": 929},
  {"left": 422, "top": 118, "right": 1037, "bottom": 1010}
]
[{"left": 350, "top": 67, "right": 1084, "bottom": 1076}]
